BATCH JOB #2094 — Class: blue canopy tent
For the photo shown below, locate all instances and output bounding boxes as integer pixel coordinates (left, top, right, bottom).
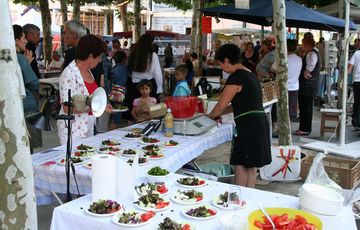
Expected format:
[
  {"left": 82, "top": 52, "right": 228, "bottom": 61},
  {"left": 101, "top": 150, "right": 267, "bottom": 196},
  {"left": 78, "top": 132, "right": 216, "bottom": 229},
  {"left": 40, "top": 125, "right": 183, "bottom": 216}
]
[{"left": 200, "top": 0, "right": 357, "bottom": 32}]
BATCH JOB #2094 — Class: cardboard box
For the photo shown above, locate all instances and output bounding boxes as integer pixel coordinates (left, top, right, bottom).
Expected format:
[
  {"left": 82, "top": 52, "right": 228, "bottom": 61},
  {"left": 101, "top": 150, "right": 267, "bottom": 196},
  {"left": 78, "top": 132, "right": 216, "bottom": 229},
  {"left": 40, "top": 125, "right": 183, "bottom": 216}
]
[
  {"left": 300, "top": 155, "right": 360, "bottom": 189},
  {"left": 149, "top": 103, "right": 167, "bottom": 118}
]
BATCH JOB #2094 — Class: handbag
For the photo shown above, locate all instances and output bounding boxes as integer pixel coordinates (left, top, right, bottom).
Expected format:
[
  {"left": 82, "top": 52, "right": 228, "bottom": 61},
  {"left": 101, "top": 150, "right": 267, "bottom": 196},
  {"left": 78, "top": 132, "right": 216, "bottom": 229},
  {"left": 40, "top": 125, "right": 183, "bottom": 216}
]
[{"left": 108, "top": 84, "right": 125, "bottom": 103}]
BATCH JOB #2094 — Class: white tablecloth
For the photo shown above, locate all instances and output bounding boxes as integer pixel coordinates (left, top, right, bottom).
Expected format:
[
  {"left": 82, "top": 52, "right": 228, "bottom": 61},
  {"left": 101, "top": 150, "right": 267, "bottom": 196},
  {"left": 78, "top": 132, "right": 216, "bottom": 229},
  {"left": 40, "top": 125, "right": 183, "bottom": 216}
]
[
  {"left": 32, "top": 123, "right": 233, "bottom": 205},
  {"left": 50, "top": 174, "right": 357, "bottom": 230}
]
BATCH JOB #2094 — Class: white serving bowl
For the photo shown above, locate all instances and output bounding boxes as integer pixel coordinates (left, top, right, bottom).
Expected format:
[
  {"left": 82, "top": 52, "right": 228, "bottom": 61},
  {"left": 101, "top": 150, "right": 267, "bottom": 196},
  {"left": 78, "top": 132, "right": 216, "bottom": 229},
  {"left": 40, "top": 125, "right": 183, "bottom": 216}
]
[{"left": 147, "top": 173, "right": 172, "bottom": 183}]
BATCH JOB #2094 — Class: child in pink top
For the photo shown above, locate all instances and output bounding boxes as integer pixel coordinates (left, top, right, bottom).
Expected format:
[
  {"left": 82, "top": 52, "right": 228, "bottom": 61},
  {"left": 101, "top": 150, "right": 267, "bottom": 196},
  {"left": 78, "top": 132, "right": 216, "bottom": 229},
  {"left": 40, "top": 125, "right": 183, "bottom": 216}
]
[{"left": 131, "top": 79, "right": 157, "bottom": 122}]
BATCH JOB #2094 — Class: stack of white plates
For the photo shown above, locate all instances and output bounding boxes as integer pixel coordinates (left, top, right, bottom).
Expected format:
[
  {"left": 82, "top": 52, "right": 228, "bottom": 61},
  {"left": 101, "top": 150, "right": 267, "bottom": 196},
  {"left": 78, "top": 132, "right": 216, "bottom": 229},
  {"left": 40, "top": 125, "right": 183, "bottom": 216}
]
[{"left": 299, "top": 183, "right": 344, "bottom": 216}]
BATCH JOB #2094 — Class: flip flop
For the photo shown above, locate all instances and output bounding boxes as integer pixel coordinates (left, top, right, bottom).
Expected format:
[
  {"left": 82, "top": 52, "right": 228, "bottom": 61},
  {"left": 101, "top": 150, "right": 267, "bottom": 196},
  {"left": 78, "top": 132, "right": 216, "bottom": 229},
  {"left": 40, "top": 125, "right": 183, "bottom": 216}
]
[{"left": 294, "top": 130, "right": 310, "bottom": 136}]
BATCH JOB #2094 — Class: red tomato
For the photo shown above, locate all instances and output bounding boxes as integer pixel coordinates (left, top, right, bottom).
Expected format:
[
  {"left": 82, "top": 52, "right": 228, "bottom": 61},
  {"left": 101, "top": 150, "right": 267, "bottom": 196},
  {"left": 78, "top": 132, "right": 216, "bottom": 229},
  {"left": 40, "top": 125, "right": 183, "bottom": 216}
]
[
  {"left": 151, "top": 140, "right": 160, "bottom": 143},
  {"left": 157, "top": 185, "right": 168, "bottom": 194},
  {"left": 150, "top": 156, "right": 161, "bottom": 158},
  {"left": 196, "top": 196, "right": 202, "bottom": 201},
  {"left": 88, "top": 164, "right": 92, "bottom": 167},
  {"left": 75, "top": 152, "right": 80, "bottom": 156},
  {"left": 207, "top": 209, "right": 216, "bottom": 216},
  {"left": 199, "top": 180, "right": 205, "bottom": 185},
  {"left": 61, "top": 159, "right": 65, "bottom": 163},
  {"left": 108, "top": 153, "right": 115, "bottom": 156},
  {"left": 182, "top": 224, "right": 191, "bottom": 230},
  {"left": 141, "top": 211, "right": 155, "bottom": 222},
  {"left": 156, "top": 201, "right": 164, "bottom": 209},
  {"left": 254, "top": 220, "right": 264, "bottom": 229},
  {"left": 108, "top": 143, "right": 114, "bottom": 146}
]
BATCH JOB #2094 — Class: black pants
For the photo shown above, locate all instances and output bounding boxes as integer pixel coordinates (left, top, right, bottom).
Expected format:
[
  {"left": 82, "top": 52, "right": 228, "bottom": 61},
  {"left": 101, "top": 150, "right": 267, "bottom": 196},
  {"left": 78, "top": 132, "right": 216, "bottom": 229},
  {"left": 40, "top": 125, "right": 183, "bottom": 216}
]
[
  {"left": 298, "top": 95, "right": 314, "bottom": 132},
  {"left": 353, "top": 82, "right": 360, "bottom": 128}
]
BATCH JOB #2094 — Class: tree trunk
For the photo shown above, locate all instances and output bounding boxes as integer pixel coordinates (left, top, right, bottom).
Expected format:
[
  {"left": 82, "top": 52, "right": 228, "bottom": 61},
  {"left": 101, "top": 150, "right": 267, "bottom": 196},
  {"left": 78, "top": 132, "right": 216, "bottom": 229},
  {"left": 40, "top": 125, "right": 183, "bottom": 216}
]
[
  {"left": 73, "top": 0, "right": 81, "bottom": 21},
  {"left": 0, "top": 1, "right": 37, "bottom": 229},
  {"left": 272, "top": 0, "right": 292, "bottom": 146},
  {"left": 196, "top": 0, "right": 204, "bottom": 77},
  {"left": 60, "top": 0, "right": 68, "bottom": 24},
  {"left": 190, "top": 0, "right": 198, "bottom": 54},
  {"left": 39, "top": 0, "right": 53, "bottom": 68},
  {"left": 133, "top": 0, "right": 141, "bottom": 42},
  {"left": 120, "top": 4, "right": 129, "bottom": 32}
]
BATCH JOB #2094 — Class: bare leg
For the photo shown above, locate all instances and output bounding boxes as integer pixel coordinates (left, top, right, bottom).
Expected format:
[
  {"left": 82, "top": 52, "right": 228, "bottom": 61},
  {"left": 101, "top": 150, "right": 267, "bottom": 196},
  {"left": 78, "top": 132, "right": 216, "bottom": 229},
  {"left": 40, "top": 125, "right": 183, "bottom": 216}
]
[
  {"left": 234, "top": 165, "right": 248, "bottom": 186},
  {"left": 246, "top": 167, "right": 257, "bottom": 188}
]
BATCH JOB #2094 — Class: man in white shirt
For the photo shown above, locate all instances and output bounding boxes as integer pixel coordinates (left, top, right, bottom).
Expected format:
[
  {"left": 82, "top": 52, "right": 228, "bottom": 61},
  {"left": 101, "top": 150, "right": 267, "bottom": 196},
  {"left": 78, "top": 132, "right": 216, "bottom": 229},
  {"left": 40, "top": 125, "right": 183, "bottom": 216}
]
[
  {"left": 348, "top": 50, "right": 360, "bottom": 130},
  {"left": 49, "top": 51, "right": 64, "bottom": 70}
]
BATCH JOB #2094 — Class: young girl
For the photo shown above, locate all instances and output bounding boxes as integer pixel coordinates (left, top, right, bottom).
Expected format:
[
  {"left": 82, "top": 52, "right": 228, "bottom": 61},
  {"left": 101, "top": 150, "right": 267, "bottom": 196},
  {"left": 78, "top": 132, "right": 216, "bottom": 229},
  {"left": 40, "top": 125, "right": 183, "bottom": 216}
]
[{"left": 131, "top": 79, "right": 157, "bottom": 122}]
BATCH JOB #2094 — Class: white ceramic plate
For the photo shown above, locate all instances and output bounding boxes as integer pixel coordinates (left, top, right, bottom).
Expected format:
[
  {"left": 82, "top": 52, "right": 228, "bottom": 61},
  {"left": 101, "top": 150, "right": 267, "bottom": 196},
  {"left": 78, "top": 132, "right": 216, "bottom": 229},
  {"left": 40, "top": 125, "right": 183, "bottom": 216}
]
[
  {"left": 161, "top": 142, "right": 181, "bottom": 148},
  {"left": 134, "top": 200, "right": 171, "bottom": 212},
  {"left": 182, "top": 205, "right": 218, "bottom": 220},
  {"left": 176, "top": 179, "right": 206, "bottom": 189},
  {"left": 211, "top": 197, "right": 247, "bottom": 210},
  {"left": 83, "top": 162, "right": 92, "bottom": 169},
  {"left": 171, "top": 192, "right": 204, "bottom": 205},
  {"left": 135, "top": 184, "right": 169, "bottom": 196},
  {"left": 85, "top": 206, "right": 121, "bottom": 217},
  {"left": 121, "top": 149, "right": 141, "bottom": 157},
  {"left": 112, "top": 210, "right": 154, "bottom": 227},
  {"left": 58, "top": 158, "right": 84, "bottom": 166},
  {"left": 101, "top": 139, "right": 122, "bottom": 147}
]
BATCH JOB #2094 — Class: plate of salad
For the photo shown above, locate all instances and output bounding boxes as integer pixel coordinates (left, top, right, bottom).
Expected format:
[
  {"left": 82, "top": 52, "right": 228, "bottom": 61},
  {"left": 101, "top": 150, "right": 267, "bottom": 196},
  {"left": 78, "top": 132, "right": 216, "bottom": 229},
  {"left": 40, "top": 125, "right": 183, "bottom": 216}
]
[
  {"left": 73, "top": 150, "right": 96, "bottom": 159},
  {"left": 143, "top": 151, "right": 165, "bottom": 160},
  {"left": 140, "top": 136, "right": 160, "bottom": 144},
  {"left": 112, "top": 209, "right": 155, "bottom": 228},
  {"left": 212, "top": 192, "right": 247, "bottom": 210},
  {"left": 101, "top": 139, "right": 122, "bottom": 147},
  {"left": 98, "top": 146, "right": 122, "bottom": 154},
  {"left": 121, "top": 149, "right": 140, "bottom": 157},
  {"left": 134, "top": 193, "right": 171, "bottom": 212},
  {"left": 162, "top": 140, "right": 180, "bottom": 147},
  {"left": 75, "top": 144, "right": 97, "bottom": 152},
  {"left": 135, "top": 183, "right": 169, "bottom": 196},
  {"left": 158, "top": 217, "right": 194, "bottom": 230},
  {"left": 124, "top": 133, "right": 142, "bottom": 139},
  {"left": 182, "top": 205, "right": 218, "bottom": 220},
  {"left": 171, "top": 189, "right": 204, "bottom": 205},
  {"left": 142, "top": 144, "right": 162, "bottom": 152},
  {"left": 58, "top": 157, "right": 84, "bottom": 166},
  {"left": 176, "top": 177, "right": 206, "bottom": 188},
  {"left": 126, "top": 157, "right": 149, "bottom": 166},
  {"left": 85, "top": 200, "right": 121, "bottom": 217}
]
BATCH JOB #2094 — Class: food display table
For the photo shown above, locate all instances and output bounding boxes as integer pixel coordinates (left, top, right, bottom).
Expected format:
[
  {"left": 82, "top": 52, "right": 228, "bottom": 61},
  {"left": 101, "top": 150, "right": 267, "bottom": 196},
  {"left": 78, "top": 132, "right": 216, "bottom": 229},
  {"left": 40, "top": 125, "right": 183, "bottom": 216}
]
[
  {"left": 40, "top": 70, "right": 62, "bottom": 78},
  {"left": 50, "top": 174, "right": 356, "bottom": 230},
  {"left": 32, "top": 123, "right": 233, "bottom": 205}
]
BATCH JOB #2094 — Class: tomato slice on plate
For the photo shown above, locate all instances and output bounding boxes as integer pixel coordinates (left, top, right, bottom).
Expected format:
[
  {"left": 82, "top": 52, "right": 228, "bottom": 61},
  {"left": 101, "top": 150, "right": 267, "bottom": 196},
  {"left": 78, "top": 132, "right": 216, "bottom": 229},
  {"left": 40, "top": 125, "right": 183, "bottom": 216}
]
[
  {"left": 182, "top": 224, "right": 191, "bottom": 230},
  {"left": 141, "top": 211, "right": 155, "bottom": 222},
  {"left": 157, "top": 184, "right": 168, "bottom": 194},
  {"left": 207, "top": 209, "right": 216, "bottom": 216},
  {"left": 196, "top": 196, "right": 202, "bottom": 201},
  {"left": 199, "top": 180, "right": 205, "bottom": 185}
]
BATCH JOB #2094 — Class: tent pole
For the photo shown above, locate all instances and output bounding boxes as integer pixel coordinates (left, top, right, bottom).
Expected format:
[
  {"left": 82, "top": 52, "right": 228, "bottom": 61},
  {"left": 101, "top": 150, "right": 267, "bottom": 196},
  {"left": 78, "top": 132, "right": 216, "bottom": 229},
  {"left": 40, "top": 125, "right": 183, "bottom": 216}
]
[
  {"left": 261, "top": 25, "right": 264, "bottom": 41},
  {"left": 340, "top": 0, "right": 349, "bottom": 146},
  {"left": 296, "top": 27, "right": 299, "bottom": 41}
]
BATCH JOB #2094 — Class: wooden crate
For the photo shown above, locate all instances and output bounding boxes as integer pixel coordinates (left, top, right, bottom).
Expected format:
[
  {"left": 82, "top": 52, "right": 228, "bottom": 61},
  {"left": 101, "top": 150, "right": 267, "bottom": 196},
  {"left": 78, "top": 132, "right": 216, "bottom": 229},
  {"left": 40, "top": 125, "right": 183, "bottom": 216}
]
[
  {"left": 261, "top": 80, "right": 279, "bottom": 102},
  {"left": 300, "top": 155, "right": 360, "bottom": 189}
]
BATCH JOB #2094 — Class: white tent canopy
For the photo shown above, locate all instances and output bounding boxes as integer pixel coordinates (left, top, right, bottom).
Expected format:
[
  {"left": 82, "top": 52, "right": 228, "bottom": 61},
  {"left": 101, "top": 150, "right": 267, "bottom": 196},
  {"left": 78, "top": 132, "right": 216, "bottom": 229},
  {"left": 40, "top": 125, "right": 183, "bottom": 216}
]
[{"left": 13, "top": 9, "right": 60, "bottom": 35}]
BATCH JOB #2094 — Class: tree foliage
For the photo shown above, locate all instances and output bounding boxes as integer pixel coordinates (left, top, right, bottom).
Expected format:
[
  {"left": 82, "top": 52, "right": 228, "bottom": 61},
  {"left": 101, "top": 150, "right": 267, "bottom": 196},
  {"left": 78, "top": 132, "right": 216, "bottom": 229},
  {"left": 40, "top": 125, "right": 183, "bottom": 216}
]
[
  {"left": 293, "top": 0, "right": 338, "bottom": 8},
  {"left": 153, "top": 0, "right": 232, "bottom": 11}
]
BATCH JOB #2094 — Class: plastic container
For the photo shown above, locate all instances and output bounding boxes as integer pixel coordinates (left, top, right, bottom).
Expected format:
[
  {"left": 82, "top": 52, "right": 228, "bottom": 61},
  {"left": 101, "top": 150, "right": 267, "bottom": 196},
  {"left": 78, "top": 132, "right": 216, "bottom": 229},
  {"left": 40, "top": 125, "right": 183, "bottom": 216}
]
[
  {"left": 199, "top": 163, "right": 234, "bottom": 184},
  {"left": 164, "top": 96, "right": 198, "bottom": 118},
  {"left": 164, "top": 108, "right": 174, "bottom": 137}
]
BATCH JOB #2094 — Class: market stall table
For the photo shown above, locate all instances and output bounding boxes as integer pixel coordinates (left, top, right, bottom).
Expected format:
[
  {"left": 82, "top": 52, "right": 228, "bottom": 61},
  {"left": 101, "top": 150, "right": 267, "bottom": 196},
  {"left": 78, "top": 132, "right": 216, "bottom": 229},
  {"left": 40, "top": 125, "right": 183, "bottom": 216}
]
[
  {"left": 50, "top": 174, "right": 356, "bottom": 230},
  {"left": 32, "top": 122, "right": 233, "bottom": 205},
  {"left": 40, "top": 70, "right": 61, "bottom": 78}
]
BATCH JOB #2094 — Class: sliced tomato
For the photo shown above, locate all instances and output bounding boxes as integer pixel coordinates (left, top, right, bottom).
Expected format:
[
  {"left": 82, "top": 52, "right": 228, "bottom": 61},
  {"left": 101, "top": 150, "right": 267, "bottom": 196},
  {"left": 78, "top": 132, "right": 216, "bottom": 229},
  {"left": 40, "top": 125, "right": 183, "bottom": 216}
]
[
  {"left": 254, "top": 220, "right": 264, "bottom": 229},
  {"left": 182, "top": 224, "right": 191, "bottom": 230},
  {"left": 108, "top": 152, "right": 115, "bottom": 156},
  {"left": 151, "top": 140, "right": 160, "bottom": 143},
  {"left": 196, "top": 196, "right": 203, "bottom": 201},
  {"left": 74, "top": 152, "right": 80, "bottom": 156},
  {"left": 88, "top": 163, "right": 92, "bottom": 167},
  {"left": 199, "top": 180, "right": 205, "bottom": 185},
  {"left": 156, "top": 201, "right": 164, "bottom": 209},
  {"left": 157, "top": 184, "right": 168, "bottom": 194},
  {"left": 150, "top": 155, "right": 161, "bottom": 158},
  {"left": 207, "top": 209, "right": 216, "bottom": 216},
  {"left": 60, "top": 159, "right": 65, "bottom": 163},
  {"left": 141, "top": 211, "right": 155, "bottom": 222},
  {"left": 163, "top": 201, "right": 170, "bottom": 207}
]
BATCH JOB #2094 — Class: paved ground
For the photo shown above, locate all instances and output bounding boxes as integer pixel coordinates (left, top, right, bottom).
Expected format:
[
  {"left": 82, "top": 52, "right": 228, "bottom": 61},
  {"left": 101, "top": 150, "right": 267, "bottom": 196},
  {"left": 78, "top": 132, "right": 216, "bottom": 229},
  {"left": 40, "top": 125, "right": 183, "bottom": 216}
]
[{"left": 35, "top": 106, "right": 360, "bottom": 229}]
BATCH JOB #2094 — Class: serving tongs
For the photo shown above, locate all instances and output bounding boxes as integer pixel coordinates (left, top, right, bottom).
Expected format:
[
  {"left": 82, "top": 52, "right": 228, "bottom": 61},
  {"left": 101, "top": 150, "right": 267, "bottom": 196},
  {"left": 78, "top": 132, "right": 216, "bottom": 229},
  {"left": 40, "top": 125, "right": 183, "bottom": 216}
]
[{"left": 258, "top": 202, "right": 276, "bottom": 230}]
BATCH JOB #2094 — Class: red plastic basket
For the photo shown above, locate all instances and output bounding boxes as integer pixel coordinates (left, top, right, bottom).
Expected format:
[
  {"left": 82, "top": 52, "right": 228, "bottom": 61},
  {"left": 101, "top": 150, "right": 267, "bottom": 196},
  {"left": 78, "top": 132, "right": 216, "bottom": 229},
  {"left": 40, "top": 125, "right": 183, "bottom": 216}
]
[{"left": 164, "top": 96, "right": 198, "bottom": 118}]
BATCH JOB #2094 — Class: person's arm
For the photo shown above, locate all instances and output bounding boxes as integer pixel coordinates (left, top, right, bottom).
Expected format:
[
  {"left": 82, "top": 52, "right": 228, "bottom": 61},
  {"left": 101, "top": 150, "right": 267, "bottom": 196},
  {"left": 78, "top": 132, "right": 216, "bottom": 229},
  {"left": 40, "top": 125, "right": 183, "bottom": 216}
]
[
  {"left": 304, "top": 51, "right": 318, "bottom": 79},
  {"left": 100, "top": 74, "right": 105, "bottom": 87},
  {"left": 348, "top": 64, "right": 354, "bottom": 75},
  {"left": 18, "top": 54, "right": 39, "bottom": 92},
  {"left": 131, "top": 106, "right": 138, "bottom": 121},
  {"left": 348, "top": 52, "right": 356, "bottom": 75},
  {"left": 150, "top": 53, "right": 163, "bottom": 94},
  {"left": 207, "top": 84, "right": 241, "bottom": 119}
]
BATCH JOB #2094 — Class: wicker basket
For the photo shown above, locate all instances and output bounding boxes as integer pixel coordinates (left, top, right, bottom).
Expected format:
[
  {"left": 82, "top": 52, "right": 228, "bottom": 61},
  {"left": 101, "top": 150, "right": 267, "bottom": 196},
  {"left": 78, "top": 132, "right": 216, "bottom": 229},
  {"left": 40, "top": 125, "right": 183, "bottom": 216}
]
[
  {"left": 300, "top": 155, "right": 360, "bottom": 189},
  {"left": 261, "top": 80, "right": 279, "bottom": 103}
]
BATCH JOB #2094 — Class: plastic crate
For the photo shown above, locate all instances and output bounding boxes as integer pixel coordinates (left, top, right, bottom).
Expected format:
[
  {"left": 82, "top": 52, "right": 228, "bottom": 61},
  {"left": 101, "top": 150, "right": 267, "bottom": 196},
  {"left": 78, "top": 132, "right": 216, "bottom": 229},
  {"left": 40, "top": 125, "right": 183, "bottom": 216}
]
[
  {"left": 164, "top": 96, "right": 198, "bottom": 118},
  {"left": 300, "top": 155, "right": 360, "bottom": 189}
]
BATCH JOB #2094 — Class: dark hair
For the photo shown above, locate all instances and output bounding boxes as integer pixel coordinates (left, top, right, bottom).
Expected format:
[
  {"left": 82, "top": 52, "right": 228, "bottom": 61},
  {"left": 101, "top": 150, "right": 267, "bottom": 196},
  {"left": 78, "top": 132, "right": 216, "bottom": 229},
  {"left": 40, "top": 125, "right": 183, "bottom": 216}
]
[
  {"left": 123, "top": 40, "right": 128, "bottom": 46},
  {"left": 152, "top": 43, "right": 159, "bottom": 54},
  {"left": 287, "top": 39, "right": 298, "bottom": 52},
  {"left": 128, "top": 34, "right": 154, "bottom": 72},
  {"left": 185, "top": 59, "right": 193, "bottom": 72},
  {"left": 262, "top": 39, "right": 273, "bottom": 48},
  {"left": 215, "top": 44, "right": 241, "bottom": 65},
  {"left": 76, "top": 34, "right": 106, "bottom": 60},
  {"left": 190, "top": 52, "right": 198, "bottom": 59},
  {"left": 112, "top": 39, "right": 120, "bottom": 45},
  {"left": 256, "top": 41, "right": 260, "bottom": 44},
  {"left": 137, "top": 79, "right": 152, "bottom": 91},
  {"left": 113, "top": 51, "right": 127, "bottom": 64},
  {"left": 304, "top": 32, "right": 314, "bottom": 39},
  {"left": 175, "top": 64, "right": 189, "bottom": 76},
  {"left": 23, "top": 24, "right": 40, "bottom": 36},
  {"left": 13, "top": 25, "right": 24, "bottom": 40},
  {"left": 303, "top": 36, "right": 316, "bottom": 48}
]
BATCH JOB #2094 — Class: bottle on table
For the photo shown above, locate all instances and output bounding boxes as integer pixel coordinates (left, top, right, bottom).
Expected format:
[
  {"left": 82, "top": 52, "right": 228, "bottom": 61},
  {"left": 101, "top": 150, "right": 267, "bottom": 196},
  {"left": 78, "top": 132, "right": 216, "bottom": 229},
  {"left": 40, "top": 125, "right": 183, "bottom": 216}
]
[{"left": 164, "top": 108, "right": 174, "bottom": 137}]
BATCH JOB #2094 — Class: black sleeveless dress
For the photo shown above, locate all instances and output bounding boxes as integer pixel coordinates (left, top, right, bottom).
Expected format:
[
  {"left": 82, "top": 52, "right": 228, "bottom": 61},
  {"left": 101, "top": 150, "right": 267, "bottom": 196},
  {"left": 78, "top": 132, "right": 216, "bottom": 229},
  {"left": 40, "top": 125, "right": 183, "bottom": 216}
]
[{"left": 227, "top": 69, "right": 271, "bottom": 168}]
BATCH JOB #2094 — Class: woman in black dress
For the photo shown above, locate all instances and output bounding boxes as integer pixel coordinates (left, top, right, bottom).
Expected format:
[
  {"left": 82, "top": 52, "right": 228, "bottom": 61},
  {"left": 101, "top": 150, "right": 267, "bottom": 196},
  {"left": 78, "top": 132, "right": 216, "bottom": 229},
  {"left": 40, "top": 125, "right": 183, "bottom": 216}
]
[
  {"left": 241, "top": 42, "right": 259, "bottom": 73},
  {"left": 207, "top": 44, "right": 271, "bottom": 188}
]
